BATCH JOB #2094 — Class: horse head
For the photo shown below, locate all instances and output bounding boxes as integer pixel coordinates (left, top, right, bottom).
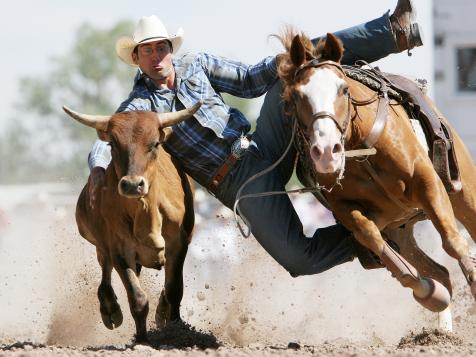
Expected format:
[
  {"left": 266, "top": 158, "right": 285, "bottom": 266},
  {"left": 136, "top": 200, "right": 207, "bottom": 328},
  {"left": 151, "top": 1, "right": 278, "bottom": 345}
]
[{"left": 278, "top": 30, "right": 351, "bottom": 175}]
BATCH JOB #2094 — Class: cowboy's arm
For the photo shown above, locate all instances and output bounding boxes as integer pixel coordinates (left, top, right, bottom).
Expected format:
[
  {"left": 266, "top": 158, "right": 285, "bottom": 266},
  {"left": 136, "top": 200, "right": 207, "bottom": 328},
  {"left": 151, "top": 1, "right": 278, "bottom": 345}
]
[{"left": 198, "top": 53, "right": 279, "bottom": 98}]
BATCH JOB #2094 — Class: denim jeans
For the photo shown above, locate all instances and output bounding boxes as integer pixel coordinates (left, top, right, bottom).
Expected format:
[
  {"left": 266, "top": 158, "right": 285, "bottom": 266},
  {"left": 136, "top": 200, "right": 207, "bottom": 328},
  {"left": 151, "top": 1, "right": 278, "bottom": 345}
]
[{"left": 215, "top": 12, "right": 397, "bottom": 277}]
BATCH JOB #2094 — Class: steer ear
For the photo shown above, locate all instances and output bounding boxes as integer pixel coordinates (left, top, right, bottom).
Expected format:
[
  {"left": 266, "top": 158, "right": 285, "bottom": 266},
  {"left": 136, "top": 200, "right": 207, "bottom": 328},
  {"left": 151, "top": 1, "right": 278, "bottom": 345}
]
[
  {"left": 62, "top": 105, "right": 111, "bottom": 140},
  {"left": 157, "top": 101, "right": 202, "bottom": 128},
  {"left": 159, "top": 127, "right": 174, "bottom": 142}
]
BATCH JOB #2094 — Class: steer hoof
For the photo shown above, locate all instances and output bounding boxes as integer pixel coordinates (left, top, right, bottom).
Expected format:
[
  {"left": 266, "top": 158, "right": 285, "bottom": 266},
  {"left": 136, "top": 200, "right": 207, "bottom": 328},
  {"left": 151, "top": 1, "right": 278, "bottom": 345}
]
[
  {"left": 100, "top": 305, "right": 124, "bottom": 330},
  {"left": 413, "top": 277, "right": 451, "bottom": 312}
]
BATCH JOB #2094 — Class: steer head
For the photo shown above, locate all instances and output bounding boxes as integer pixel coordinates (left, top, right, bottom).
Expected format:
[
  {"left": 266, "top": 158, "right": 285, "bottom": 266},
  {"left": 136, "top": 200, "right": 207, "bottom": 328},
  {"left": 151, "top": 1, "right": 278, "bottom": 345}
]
[{"left": 63, "top": 102, "right": 201, "bottom": 198}]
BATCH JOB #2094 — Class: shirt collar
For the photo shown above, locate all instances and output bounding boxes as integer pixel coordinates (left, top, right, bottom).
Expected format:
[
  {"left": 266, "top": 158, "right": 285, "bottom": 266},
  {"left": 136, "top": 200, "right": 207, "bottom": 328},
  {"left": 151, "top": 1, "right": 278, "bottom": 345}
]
[{"left": 133, "top": 63, "right": 180, "bottom": 93}]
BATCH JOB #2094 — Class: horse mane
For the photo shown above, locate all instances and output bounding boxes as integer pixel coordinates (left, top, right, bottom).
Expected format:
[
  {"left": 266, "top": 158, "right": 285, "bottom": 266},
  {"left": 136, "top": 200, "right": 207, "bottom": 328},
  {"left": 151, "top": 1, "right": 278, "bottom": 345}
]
[
  {"left": 272, "top": 26, "right": 317, "bottom": 85},
  {"left": 272, "top": 27, "right": 344, "bottom": 116},
  {"left": 272, "top": 27, "right": 318, "bottom": 116}
]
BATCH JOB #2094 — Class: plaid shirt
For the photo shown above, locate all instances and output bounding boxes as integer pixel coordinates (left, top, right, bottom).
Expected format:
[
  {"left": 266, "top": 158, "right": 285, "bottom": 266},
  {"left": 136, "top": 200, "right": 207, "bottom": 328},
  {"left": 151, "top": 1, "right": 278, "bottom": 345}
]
[{"left": 89, "top": 52, "right": 278, "bottom": 187}]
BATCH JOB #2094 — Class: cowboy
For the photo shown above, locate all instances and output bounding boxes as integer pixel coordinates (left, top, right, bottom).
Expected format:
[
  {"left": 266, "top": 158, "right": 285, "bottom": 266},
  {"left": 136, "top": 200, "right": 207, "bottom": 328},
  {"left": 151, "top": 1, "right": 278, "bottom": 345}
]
[{"left": 88, "top": 0, "right": 423, "bottom": 276}]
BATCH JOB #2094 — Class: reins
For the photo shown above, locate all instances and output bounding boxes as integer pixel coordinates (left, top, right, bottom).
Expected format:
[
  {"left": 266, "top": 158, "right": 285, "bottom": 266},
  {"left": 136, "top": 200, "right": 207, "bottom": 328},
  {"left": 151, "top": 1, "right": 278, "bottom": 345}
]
[{"left": 232, "top": 59, "right": 380, "bottom": 238}]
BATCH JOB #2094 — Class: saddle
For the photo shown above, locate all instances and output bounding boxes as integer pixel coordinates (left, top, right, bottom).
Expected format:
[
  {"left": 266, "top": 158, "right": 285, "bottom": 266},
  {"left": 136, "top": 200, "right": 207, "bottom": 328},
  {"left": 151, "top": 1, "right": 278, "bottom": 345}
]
[{"left": 343, "top": 63, "right": 462, "bottom": 194}]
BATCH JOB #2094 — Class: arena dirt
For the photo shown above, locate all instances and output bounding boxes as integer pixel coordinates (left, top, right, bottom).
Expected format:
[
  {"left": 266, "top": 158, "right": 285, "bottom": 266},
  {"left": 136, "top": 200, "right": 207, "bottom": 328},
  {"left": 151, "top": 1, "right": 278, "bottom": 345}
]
[{"left": 1, "top": 184, "right": 476, "bottom": 356}]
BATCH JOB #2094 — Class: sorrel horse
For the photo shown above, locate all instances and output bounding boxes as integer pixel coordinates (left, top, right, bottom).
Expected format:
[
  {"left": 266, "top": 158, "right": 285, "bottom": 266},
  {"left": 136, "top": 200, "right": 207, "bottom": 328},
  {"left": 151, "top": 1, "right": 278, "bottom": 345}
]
[{"left": 276, "top": 30, "right": 476, "bottom": 319}]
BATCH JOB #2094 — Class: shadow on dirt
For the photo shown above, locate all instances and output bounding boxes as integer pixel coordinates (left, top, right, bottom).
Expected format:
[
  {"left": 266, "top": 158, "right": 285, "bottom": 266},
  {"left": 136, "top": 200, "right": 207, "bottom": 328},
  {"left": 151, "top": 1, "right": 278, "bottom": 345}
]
[{"left": 144, "top": 320, "right": 221, "bottom": 350}]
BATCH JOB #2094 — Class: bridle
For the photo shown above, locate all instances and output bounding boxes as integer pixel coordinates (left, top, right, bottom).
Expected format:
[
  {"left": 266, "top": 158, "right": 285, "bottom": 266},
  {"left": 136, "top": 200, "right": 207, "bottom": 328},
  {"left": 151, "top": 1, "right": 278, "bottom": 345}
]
[
  {"left": 232, "top": 59, "right": 378, "bottom": 238},
  {"left": 293, "top": 59, "right": 353, "bottom": 136}
]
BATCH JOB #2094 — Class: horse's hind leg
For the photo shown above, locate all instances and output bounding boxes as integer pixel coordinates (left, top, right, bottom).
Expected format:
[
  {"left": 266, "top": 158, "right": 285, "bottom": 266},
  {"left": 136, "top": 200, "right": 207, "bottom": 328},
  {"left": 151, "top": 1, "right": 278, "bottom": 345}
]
[
  {"left": 337, "top": 205, "right": 450, "bottom": 312},
  {"left": 384, "top": 222, "right": 452, "bottom": 295},
  {"left": 413, "top": 165, "right": 476, "bottom": 298},
  {"left": 383, "top": 223, "right": 453, "bottom": 331},
  {"left": 449, "top": 133, "right": 476, "bottom": 244},
  {"left": 97, "top": 248, "right": 123, "bottom": 330}
]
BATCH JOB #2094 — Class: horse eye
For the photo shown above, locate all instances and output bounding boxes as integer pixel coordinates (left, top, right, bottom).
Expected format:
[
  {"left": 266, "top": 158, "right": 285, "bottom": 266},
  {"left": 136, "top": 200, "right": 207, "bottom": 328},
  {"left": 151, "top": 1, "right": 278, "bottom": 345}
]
[{"left": 342, "top": 86, "right": 349, "bottom": 96}]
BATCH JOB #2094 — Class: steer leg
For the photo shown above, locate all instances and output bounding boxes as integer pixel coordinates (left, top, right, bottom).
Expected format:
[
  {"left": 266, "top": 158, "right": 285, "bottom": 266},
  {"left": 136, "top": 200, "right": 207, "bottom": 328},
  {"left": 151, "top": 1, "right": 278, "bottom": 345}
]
[
  {"left": 96, "top": 248, "right": 123, "bottom": 330},
  {"left": 113, "top": 254, "right": 149, "bottom": 343},
  {"left": 156, "top": 232, "right": 188, "bottom": 329}
]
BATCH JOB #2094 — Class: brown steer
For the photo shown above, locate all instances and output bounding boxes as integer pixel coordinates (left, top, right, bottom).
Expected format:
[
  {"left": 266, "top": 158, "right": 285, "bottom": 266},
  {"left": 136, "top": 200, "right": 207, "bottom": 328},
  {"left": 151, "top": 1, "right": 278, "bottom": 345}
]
[{"left": 63, "top": 103, "right": 200, "bottom": 343}]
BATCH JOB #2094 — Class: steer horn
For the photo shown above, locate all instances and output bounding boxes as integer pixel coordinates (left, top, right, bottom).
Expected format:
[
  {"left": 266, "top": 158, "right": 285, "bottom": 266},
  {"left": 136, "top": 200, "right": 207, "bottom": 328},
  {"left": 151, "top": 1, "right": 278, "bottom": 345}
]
[
  {"left": 157, "top": 101, "right": 202, "bottom": 128},
  {"left": 62, "top": 106, "right": 111, "bottom": 131}
]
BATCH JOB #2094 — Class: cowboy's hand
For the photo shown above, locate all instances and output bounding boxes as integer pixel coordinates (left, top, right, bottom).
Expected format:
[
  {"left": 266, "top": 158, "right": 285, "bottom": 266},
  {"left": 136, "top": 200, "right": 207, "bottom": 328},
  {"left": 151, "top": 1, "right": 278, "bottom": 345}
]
[{"left": 89, "top": 167, "right": 106, "bottom": 209}]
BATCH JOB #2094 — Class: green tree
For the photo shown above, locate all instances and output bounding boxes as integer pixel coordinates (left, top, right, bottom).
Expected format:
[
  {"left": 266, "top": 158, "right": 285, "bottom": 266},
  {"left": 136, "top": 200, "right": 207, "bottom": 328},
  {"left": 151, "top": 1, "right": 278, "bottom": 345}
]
[
  {"left": 0, "top": 20, "right": 135, "bottom": 183},
  {"left": 0, "top": 19, "right": 257, "bottom": 184}
]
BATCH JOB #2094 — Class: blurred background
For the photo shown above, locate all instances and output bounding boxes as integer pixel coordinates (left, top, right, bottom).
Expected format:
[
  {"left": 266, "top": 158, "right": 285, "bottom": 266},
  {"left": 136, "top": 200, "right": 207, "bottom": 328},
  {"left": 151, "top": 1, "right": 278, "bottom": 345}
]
[{"left": 1, "top": 0, "right": 476, "bottom": 347}]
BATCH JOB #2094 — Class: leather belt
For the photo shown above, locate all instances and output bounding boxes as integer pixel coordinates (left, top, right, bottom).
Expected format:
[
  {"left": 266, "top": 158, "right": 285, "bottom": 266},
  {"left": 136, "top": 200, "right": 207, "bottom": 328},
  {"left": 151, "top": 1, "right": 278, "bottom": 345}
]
[{"left": 208, "top": 136, "right": 256, "bottom": 194}]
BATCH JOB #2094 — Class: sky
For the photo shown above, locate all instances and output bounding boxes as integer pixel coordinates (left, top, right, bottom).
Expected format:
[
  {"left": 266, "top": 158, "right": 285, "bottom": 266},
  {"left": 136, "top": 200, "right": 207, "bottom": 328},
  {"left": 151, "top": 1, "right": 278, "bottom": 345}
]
[{"left": 0, "top": 0, "right": 433, "bottom": 126}]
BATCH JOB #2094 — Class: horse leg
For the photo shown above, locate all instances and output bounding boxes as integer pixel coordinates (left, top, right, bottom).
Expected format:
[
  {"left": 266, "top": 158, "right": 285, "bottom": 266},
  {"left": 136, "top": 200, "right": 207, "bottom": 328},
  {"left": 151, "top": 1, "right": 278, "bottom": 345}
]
[
  {"left": 413, "top": 167, "right": 476, "bottom": 299},
  {"left": 155, "top": 232, "right": 188, "bottom": 329},
  {"left": 113, "top": 254, "right": 149, "bottom": 344},
  {"left": 383, "top": 223, "right": 453, "bottom": 295},
  {"left": 338, "top": 206, "right": 450, "bottom": 312},
  {"left": 383, "top": 223, "right": 453, "bottom": 331},
  {"left": 97, "top": 247, "right": 123, "bottom": 330},
  {"left": 448, "top": 133, "right": 476, "bottom": 243}
]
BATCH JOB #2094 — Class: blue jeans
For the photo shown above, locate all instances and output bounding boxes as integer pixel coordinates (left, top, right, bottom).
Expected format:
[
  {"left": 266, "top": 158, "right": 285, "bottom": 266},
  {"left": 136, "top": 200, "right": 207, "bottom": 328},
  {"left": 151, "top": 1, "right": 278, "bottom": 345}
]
[{"left": 216, "top": 12, "right": 397, "bottom": 276}]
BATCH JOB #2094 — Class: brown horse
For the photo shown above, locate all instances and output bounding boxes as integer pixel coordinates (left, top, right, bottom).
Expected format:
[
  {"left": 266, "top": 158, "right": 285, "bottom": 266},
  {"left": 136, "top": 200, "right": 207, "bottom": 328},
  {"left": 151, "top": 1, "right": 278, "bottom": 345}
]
[{"left": 276, "top": 30, "right": 476, "bottom": 315}]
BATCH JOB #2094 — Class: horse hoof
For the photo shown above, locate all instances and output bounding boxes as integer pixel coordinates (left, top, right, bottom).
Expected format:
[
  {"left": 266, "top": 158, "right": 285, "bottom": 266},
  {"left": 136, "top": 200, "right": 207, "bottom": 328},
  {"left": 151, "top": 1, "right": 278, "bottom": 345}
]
[
  {"left": 459, "top": 255, "right": 476, "bottom": 300},
  {"left": 100, "top": 306, "right": 124, "bottom": 329},
  {"left": 413, "top": 277, "right": 451, "bottom": 312}
]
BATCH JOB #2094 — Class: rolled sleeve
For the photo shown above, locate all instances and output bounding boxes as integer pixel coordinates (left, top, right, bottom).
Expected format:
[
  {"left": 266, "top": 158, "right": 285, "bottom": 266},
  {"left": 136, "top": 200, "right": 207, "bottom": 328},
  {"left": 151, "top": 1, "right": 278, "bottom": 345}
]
[
  {"left": 199, "top": 53, "right": 279, "bottom": 98},
  {"left": 88, "top": 139, "right": 111, "bottom": 171}
]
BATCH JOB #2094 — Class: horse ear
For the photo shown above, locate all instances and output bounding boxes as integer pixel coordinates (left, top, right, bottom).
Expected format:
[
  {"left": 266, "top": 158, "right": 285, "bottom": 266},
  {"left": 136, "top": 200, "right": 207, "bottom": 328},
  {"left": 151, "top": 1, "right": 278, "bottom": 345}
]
[
  {"left": 290, "top": 34, "right": 306, "bottom": 67},
  {"left": 321, "top": 33, "right": 344, "bottom": 63}
]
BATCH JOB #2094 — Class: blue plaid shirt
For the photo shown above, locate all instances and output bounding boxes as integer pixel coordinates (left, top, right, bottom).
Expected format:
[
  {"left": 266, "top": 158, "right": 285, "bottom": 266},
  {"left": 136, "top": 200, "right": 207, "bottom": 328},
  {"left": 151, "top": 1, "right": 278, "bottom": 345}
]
[{"left": 89, "top": 52, "right": 278, "bottom": 187}]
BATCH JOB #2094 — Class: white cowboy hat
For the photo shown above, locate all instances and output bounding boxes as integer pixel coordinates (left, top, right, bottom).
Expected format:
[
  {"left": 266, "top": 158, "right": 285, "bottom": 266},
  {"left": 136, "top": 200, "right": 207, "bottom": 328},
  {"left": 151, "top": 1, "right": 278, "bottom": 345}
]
[{"left": 116, "top": 15, "right": 184, "bottom": 66}]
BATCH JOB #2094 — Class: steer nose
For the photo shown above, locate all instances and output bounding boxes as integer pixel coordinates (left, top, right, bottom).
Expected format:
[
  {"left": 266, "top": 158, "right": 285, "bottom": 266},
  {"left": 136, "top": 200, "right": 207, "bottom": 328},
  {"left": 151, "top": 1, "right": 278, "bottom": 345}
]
[{"left": 118, "top": 176, "right": 149, "bottom": 198}]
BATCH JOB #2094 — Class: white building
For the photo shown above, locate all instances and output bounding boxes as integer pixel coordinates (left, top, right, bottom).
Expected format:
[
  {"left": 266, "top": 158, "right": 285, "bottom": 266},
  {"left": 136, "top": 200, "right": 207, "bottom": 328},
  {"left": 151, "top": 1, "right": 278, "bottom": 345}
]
[{"left": 434, "top": 0, "right": 476, "bottom": 157}]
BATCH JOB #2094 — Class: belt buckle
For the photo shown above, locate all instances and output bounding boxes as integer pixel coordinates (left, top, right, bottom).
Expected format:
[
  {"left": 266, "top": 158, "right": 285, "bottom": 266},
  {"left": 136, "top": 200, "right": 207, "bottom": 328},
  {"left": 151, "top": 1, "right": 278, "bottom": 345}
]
[{"left": 231, "top": 136, "right": 250, "bottom": 159}]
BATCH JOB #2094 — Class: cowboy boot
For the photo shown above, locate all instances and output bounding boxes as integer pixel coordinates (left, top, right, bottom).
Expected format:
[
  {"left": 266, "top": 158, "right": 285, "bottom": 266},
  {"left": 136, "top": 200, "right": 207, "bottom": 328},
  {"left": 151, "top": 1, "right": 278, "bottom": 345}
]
[
  {"left": 390, "top": 0, "right": 424, "bottom": 54},
  {"left": 459, "top": 254, "right": 476, "bottom": 299},
  {"left": 380, "top": 241, "right": 451, "bottom": 312}
]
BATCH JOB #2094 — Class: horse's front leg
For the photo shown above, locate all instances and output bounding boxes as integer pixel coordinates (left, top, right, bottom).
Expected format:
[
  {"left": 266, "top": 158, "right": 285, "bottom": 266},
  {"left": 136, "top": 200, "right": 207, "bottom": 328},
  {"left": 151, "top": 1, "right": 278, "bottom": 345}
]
[{"left": 336, "top": 204, "right": 450, "bottom": 312}]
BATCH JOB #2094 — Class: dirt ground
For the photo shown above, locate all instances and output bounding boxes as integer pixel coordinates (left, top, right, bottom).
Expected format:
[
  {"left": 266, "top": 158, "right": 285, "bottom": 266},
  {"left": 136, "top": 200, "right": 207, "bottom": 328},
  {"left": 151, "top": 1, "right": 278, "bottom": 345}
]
[{"left": 1, "top": 183, "right": 476, "bottom": 356}]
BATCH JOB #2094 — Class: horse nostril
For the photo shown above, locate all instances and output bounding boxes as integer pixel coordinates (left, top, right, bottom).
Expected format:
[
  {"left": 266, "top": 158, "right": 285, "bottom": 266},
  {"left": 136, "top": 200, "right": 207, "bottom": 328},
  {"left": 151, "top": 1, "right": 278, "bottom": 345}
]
[
  {"left": 333, "top": 143, "right": 343, "bottom": 154},
  {"left": 310, "top": 145, "right": 322, "bottom": 161}
]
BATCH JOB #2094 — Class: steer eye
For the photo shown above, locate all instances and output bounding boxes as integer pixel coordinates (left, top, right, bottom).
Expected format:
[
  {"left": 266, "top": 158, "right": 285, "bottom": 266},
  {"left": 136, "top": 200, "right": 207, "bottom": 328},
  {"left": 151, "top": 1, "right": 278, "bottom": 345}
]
[{"left": 149, "top": 140, "right": 161, "bottom": 152}]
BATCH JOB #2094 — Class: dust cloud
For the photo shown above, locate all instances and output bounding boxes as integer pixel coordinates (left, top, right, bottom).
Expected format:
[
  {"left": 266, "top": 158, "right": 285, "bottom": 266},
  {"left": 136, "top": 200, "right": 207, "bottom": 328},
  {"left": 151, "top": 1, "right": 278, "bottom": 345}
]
[{"left": 1, "top": 183, "right": 475, "bottom": 349}]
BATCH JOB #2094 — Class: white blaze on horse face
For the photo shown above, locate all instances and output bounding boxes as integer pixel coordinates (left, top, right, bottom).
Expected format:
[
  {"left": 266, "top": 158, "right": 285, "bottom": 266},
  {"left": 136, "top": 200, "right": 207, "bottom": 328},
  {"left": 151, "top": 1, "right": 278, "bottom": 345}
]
[{"left": 300, "top": 68, "right": 346, "bottom": 174}]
